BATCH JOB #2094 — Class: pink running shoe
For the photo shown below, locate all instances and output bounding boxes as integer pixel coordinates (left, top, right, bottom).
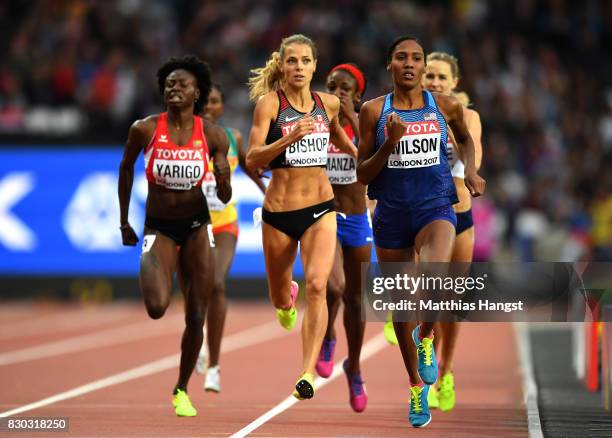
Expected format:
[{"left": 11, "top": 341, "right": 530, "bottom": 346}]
[
  {"left": 290, "top": 280, "right": 299, "bottom": 306},
  {"left": 315, "top": 338, "right": 336, "bottom": 378},
  {"left": 343, "top": 359, "right": 368, "bottom": 413}
]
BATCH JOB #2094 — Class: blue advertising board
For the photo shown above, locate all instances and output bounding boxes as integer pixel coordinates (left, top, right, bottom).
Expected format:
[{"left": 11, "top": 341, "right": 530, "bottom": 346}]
[{"left": 0, "top": 147, "right": 290, "bottom": 277}]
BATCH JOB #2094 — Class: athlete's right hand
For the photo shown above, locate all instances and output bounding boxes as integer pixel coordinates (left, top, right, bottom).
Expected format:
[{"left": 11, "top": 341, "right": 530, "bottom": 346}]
[
  {"left": 386, "top": 112, "right": 406, "bottom": 144},
  {"left": 288, "top": 115, "right": 315, "bottom": 143},
  {"left": 120, "top": 223, "right": 139, "bottom": 246}
]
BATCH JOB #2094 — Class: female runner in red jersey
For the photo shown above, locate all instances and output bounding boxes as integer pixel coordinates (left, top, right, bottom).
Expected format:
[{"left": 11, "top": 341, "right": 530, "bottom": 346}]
[
  {"left": 315, "top": 63, "right": 372, "bottom": 413},
  {"left": 118, "top": 55, "right": 231, "bottom": 417}
]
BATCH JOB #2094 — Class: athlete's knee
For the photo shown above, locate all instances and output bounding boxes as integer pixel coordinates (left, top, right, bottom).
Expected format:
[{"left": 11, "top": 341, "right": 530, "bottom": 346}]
[
  {"left": 140, "top": 277, "right": 171, "bottom": 319},
  {"left": 145, "top": 298, "right": 169, "bottom": 320},
  {"left": 305, "top": 277, "right": 327, "bottom": 300}
]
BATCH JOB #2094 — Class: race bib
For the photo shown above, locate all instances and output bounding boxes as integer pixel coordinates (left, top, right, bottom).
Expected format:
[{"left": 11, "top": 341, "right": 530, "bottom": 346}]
[
  {"left": 326, "top": 142, "right": 356, "bottom": 184},
  {"left": 281, "top": 115, "right": 329, "bottom": 167},
  {"left": 141, "top": 235, "right": 156, "bottom": 254},
  {"left": 151, "top": 148, "right": 206, "bottom": 190},
  {"left": 387, "top": 121, "right": 441, "bottom": 169}
]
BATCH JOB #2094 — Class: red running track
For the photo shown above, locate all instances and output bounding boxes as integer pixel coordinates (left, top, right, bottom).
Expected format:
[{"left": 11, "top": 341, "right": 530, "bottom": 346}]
[{"left": 0, "top": 300, "right": 527, "bottom": 437}]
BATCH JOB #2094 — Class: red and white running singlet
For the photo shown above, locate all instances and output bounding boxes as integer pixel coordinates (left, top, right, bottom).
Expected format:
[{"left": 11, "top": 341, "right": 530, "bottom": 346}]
[{"left": 144, "top": 113, "right": 210, "bottom": 190}]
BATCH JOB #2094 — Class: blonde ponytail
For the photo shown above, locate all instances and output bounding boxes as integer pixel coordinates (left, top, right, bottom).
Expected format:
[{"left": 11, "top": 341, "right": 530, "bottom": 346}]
[
  {"left": 248, "top": 51, "right": 282, "bottom": 102},
  {"left": 248, "top": 34, "right": 318, "bottom": 102}
]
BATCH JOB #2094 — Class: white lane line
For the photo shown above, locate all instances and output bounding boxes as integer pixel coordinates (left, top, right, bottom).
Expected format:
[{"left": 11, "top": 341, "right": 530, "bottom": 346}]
[
  {"left": 514, "top": 322, "right": 544, "bottom": 438},
  {"left": 0, "top": 313, "right": 185, "bottom": 366},
  {"left": 0, "top": 320, "right": 288, "bottom": 418},
  {"left": 230, "top": 333, "right": 388, "bottom": 438}
]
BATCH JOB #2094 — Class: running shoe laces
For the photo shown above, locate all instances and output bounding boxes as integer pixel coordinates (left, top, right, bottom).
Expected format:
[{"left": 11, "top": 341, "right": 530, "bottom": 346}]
[
  {"left": 350, "top": 374, "right": 365, "bottom": 396},
  {"left": 322, "top": 339, "right": 335, "bottom": 361},
  {"left": 410, "top": 386, "right": 423, "bottom": 413},
  {"left": 418, "top": 337, "right": 434, "bottom": 366}
]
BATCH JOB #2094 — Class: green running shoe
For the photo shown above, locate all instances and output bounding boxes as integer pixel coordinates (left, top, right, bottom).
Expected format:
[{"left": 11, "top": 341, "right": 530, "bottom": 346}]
[
  {"left": 276, "top": 281, "right": 299, "bottom": 330},
  {"left": 439, "top": 372, "right": 455, "bottom": 412},
  {"left": 173, "top": 389, "right": 197, "bottom": 417},
  {"left": 427, "top": 384, "right": 439, "bottom": 409},
  {"left": 384, "top": 320, "right": 398, "bottom": 345}
]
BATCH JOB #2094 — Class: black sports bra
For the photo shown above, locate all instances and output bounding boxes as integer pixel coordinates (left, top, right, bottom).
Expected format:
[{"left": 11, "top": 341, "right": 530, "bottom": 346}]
[{"left": 266, "top": 90, "right": 331, "bottom": 169}]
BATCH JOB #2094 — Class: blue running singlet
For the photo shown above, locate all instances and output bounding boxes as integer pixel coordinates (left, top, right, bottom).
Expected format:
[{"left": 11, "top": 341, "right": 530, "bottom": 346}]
[{"left": 367, "top": 90, "right": 458, "bottom": 210}]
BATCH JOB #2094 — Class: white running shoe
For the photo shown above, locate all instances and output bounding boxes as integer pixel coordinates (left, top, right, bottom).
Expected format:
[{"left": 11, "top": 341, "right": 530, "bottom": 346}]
[{"left": 204, "top": 365, "right": 221, "bottom": 393}]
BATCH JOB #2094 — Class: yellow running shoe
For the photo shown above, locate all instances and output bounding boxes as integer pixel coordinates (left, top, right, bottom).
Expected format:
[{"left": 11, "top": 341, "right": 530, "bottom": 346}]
[
  {"left": 439, "top": 372, "right": 455, "bottom": 412},
  {"left": 427, "top": 385, "right": 439, "bottom": 409},
  {"left": 292, "top": 372, "right": 316, "bottom": 400},
  {"left": 173, "top": 389, "right": 197, "bottom": 417},
  {"left": 276, "top": 281, "right": 299, "bottom": 330},
  {"left": 384, "top": 320, "right": 398, "bottom": 345},
  {"left": 276, "top": 307, "right": 297, "bottom": 330}
]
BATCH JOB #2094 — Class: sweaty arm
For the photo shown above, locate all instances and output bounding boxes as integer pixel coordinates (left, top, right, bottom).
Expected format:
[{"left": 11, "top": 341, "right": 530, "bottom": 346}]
[
  {"left": 356, "top": 98, "right": 406, "bottom": 185},
  {"left": 245, "top": 92, "right": 313, "bottom": 171},
  {"left": 236, "top": 129, "right": 266, "bottom": 193},
  {"left": 437, "top": 95, "right": 485, "bottom": 196},
  {"left": 118, "top": 118, "right": 153, "bottom": 245},
  {"left": 206, "top": 121, "right": 232, "bottom": 203}
]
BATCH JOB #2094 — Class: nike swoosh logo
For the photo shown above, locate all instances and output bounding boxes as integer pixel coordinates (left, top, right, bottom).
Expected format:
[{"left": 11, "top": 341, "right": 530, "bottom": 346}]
[
  {"left": 286, "top": 116, "right": 300, "bottom": 122},
  {"left": 313, "top": 209, "right": 329, "bottom": 219}
]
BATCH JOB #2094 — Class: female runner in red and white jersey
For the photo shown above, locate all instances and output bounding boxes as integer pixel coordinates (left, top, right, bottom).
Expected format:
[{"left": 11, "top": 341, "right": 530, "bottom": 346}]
[
  {"left": 315, "top": 63, "right": 372, "bottom": 413},
  {"left": 118, "top": 55, "right": 231, "bottom": 417}
]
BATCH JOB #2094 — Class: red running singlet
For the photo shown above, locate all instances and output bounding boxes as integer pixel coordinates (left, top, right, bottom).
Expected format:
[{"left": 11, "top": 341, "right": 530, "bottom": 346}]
[{"left": 144, "top": 113, "right": 210, "bottom": 191}]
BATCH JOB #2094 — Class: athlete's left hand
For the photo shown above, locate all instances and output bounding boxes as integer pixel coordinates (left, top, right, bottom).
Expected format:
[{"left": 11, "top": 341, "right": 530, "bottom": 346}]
[
  {"left": 464, "top": 169, "right": 486, "bottom": 197},
  {"left": 216, "top": 181, "right": 232, "bottom": 204}
]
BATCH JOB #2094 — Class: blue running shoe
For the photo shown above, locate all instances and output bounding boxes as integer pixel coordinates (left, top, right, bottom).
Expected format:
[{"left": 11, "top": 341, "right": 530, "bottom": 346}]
[
  {"left": 409, "top": 385, "right": 431, "bottom": 428},
  {"left": 412, "top": 326, "right": 438, "bottom": 385}
]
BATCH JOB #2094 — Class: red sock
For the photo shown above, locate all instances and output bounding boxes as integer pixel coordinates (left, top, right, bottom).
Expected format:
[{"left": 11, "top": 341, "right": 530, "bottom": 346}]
[{"left": 411, "top": 381, "right": 425, "bottom": 388}]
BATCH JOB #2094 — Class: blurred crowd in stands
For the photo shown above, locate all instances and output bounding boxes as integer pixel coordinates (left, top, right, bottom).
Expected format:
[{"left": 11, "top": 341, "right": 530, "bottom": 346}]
[{"left": 0, "top": 0, "right": 611, "bottom": 262}]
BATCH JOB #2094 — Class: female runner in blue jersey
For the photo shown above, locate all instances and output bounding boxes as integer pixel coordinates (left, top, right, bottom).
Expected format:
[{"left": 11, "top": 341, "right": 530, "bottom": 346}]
[
  {"left": 357, "top": 36, "right": 485, "bottom": 428},
  {"left": 246, "top": 34, "right": 357, "bottom": 400}
]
